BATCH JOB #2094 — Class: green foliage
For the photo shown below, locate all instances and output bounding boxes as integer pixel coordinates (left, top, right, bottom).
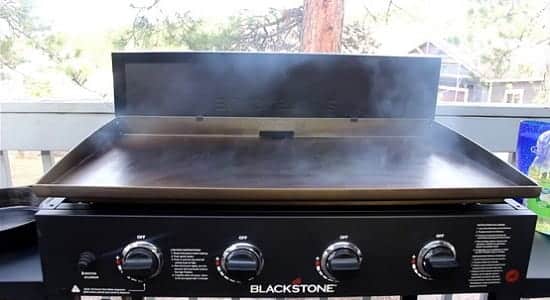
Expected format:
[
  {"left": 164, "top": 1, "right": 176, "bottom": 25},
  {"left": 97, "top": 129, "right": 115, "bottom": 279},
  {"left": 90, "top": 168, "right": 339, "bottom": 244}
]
[
  {"left": 0, "top": 0, "right": 33, "bottom": 75},
  {"left": 342, "top": 20, "right": 380, "bottom": 54},
  {"left": 23, "top": 76, "right": 51, "bottom": 97},
  {"left": 1, "top": 0, "right": 104, "bottom": 97},
  {"left": 450, "top": 0, "right": 550, "bottom": 79},
  {"left": 232, "top": 7, "right": 303, "bottom": 52},
  {"left": 112, "top": 4, "right": 303, "bottom": 52},
  {"left": 111, "top": 1, "right": 240, "bottom": 51},
  {"left": 0, "top": 37, "right": 22, "bottom": 69}
]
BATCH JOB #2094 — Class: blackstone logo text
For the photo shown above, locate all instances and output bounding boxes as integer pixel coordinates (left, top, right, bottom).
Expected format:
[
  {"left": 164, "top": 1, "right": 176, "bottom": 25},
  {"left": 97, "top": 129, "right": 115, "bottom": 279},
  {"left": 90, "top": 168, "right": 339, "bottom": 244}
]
[{"left": 249, "top": 284, "right": 337, "bottom": 294}]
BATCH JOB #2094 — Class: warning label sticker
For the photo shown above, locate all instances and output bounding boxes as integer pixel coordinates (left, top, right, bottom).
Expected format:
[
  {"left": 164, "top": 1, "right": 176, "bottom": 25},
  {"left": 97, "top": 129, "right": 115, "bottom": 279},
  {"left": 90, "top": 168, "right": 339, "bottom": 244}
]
[
  {"left": 170, "top": 248, "right": 209, "bottom": 281},
  {"left": 81, "top": 287, "right": 130, "bottom": 295},
  {"left": 468, "top": 223, "right": 511, "bottom": 287}
]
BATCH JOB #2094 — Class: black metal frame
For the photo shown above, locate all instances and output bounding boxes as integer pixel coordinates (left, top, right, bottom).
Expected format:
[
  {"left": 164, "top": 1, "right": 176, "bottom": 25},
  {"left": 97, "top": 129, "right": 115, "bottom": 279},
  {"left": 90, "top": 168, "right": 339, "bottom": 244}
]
[{"left": 2, "top": 205, "right": 548, "bottom": 300}]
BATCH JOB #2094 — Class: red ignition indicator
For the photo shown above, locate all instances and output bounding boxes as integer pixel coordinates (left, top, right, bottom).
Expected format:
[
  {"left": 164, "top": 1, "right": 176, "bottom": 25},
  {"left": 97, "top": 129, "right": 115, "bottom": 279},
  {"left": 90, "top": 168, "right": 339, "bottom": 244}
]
[
  {"left": 215, "top": 257, "right": 221, "bottom": 267},
  {"left": 115, "top": 257, "right": 122, "bottom": 265},
  {"left": 315, "top": 260, "right": 321, "bottom": 267},
  {"left": 505, "top": 269, "right": 520, "bottom": 283}
]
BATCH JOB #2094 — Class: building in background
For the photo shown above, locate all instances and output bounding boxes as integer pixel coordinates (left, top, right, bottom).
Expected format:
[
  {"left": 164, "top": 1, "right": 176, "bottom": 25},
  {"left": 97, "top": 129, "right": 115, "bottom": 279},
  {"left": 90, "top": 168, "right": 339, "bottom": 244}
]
[
  {"left": 482, "top": 78, "right": 544, "bottom": 104},
  {"left": 409, "top": 40, "right": 544, "bottom": 104}
]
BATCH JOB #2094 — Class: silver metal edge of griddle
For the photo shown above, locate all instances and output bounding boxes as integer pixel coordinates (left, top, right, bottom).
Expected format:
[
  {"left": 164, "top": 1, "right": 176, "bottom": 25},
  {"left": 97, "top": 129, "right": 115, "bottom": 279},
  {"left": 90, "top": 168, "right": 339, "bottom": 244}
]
[{"left": 117, "top": 115, "right": 435, "bottom": 137}]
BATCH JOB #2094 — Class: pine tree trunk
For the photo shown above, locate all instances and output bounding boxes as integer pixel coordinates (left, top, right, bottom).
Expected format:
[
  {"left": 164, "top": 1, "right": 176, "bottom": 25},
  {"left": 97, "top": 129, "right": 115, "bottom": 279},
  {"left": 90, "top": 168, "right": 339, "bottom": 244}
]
[{"left": 301, "top": 0, "right": 344, "bottom": 52}]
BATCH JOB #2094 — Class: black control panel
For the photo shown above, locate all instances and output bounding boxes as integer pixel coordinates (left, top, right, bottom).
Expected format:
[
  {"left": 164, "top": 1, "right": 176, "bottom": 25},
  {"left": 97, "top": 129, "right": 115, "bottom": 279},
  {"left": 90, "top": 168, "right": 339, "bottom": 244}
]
[{"left": 36, "top": 201, "right": 536, "bottom": 298}]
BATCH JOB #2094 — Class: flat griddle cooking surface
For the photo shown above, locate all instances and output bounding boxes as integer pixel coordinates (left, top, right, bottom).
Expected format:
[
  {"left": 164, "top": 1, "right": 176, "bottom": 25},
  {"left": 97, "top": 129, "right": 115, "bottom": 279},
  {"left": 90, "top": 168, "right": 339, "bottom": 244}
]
[
  {"left": 56, "top": 136, "right": 512, "bottom": 189},
  {"left": 32, "top": 117, "right": 539, "bottom": 204}
]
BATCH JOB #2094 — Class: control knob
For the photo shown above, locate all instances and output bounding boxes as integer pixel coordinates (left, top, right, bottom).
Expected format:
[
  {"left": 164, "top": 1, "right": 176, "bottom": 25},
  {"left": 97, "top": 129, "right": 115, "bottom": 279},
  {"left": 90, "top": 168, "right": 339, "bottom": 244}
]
[
  {"left": 220, "top": 242, "right": 263, "bottom": 283},
  {"left": 415, "top": 240, "right": 459, "bottom": 280},
  {"left": 320, "top": 241, "right": 363, "bottom": 282},
  {"left": 119, "top": 241, "right": 163, "bottom": 281}
]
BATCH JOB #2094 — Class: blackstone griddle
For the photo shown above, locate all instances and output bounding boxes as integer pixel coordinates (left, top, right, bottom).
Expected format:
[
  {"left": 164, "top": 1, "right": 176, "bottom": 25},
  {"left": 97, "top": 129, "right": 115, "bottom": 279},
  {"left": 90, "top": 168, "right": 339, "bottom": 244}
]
[
  {"left": 32, "top": 52, "right": 538, "bottom": 204},
  {"left": 29, "top": 52, "right": 541, "bottom": 299}
]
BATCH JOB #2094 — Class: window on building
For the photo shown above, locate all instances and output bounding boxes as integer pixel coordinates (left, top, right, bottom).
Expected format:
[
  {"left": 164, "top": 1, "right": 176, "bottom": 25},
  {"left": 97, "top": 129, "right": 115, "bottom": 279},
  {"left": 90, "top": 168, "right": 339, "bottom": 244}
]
[
  {"left": 504, "top": 89, "right": 525, "bottom": 104},
  {"left": 438, "top": 86, "right": 469, "bottom": 102}
]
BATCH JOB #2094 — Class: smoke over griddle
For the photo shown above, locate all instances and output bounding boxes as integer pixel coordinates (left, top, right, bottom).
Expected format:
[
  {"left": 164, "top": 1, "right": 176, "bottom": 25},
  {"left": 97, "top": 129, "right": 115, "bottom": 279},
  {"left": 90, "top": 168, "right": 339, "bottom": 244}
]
[
  {"left": 57, "top": 131, "right": 514, "bottom": 190},
  {"left": 120, "top": 52, "right": 441, "bottom": 119}
]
